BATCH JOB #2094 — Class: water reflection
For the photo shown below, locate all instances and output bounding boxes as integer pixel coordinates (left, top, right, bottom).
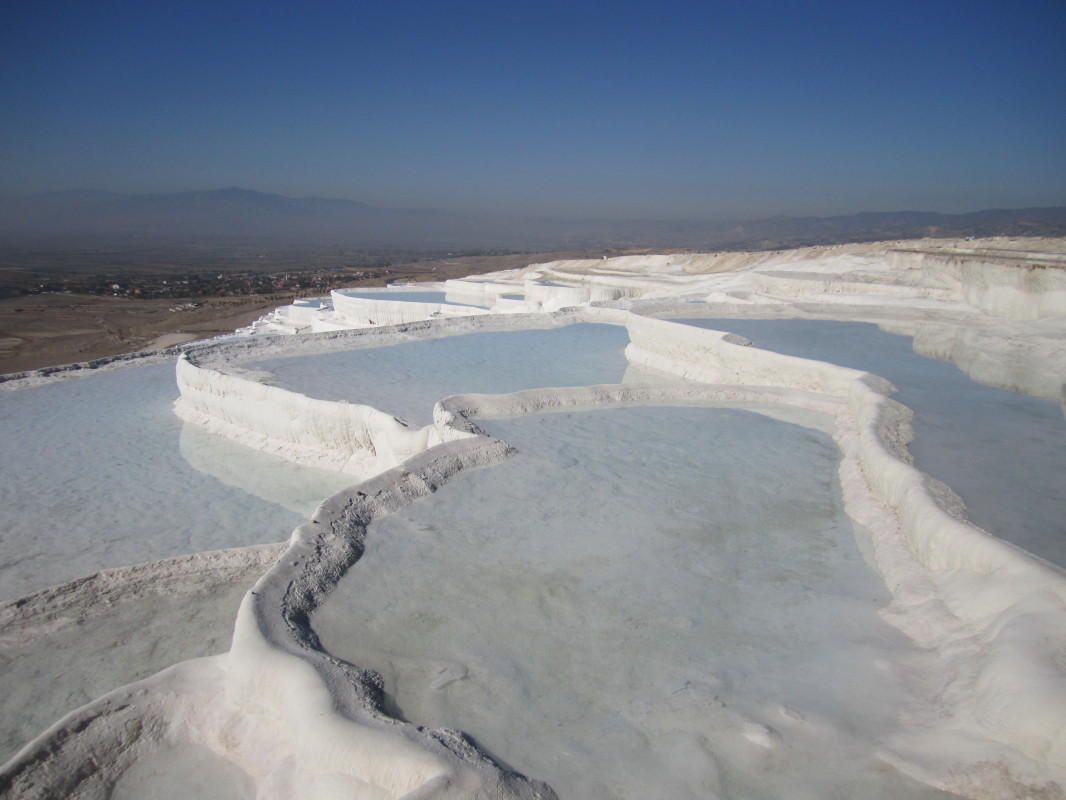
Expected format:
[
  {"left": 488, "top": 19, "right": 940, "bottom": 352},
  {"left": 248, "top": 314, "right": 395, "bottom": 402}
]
[{"left": 179, "top": 421, "right": 354, "bottom": 517}]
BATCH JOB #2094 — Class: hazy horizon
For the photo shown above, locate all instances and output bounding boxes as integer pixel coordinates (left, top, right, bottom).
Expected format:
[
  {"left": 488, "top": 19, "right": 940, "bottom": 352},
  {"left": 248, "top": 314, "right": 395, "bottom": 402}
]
[
  {"left": 3, "top": 0, "right": 1065, "bottom": 222},
  {"left": 6, "top": 184, "right": 1066, "bottom": 224}
]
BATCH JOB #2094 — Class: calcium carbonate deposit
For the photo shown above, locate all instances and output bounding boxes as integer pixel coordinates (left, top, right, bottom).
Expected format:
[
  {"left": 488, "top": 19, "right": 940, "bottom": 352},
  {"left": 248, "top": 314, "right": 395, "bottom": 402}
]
[{"left": 2, "top": 237, "right": 1065, "bottom": 799}]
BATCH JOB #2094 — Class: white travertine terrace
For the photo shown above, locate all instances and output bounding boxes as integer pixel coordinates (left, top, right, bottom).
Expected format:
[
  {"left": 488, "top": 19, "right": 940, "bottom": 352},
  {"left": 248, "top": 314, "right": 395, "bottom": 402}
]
[
  {"left": 2, "top": 237, "right": 1065, "bottom": 799},
  {"left": 330, "top": 286, "right": 489, "bottom": 329},
  {"left": 174, "top": 311, "right": 629, "bottom": 478}
]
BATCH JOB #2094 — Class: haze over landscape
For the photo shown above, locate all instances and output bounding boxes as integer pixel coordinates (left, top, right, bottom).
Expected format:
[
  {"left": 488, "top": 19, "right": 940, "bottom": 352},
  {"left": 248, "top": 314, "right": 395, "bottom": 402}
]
[{"left": 3, "top": 0, "right": 1064, "bottom": 225}]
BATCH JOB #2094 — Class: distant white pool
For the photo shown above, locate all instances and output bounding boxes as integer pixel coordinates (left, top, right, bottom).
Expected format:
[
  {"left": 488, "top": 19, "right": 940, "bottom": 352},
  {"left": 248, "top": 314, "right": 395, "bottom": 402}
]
[
  {"left": 248, "top": 323, "right": 637, "bottom": 426},
  {"left": 671, "top": 317, "right": 1066, "bottom": 567},
  {"left": 338, "top": 290, "right": 455, "bottom": 304},
  {"left": 313, "top": 405, "right": 954, "bottom": 800}
]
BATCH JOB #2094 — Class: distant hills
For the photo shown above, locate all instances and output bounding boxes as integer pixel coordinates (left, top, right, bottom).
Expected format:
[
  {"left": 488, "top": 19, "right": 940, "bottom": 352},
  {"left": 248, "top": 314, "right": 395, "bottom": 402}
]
[
  {"left": 0, "top": 187, "right": 473, "bottom": 248},
  {"left": 2, "top": 187, "right": 1064, "bottom": 252}
]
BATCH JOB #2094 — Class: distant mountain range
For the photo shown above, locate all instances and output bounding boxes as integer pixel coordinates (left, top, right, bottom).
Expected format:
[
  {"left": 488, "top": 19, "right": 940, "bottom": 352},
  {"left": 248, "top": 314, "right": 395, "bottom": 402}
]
[{"left": 2, "top": 187, "right": 1064, "bottom": 251}]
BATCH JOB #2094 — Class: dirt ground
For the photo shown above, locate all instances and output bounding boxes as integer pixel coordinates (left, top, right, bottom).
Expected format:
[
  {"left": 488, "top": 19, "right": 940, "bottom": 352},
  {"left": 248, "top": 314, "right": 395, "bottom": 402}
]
[
  {"left": 0, "top": 249, "right": 601, "bottom": 374},
  {"left": 0, "top": 293, "right": 297, "bottom": 374}
]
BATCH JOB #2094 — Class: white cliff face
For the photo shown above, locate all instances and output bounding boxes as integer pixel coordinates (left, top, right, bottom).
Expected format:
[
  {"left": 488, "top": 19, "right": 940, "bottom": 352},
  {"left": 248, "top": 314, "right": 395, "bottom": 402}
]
[
  {"left": 331, "top": 286, "right": 490, "bottom": 328},
  {"left": 888, "top": 247, "right": 1066, "bottom": 319},
  {"left": 2, "top": 237, "right": 1066, "bottom": 799},
  {"left": 174, "top": 354, "right": 450, "bottom": 477}
]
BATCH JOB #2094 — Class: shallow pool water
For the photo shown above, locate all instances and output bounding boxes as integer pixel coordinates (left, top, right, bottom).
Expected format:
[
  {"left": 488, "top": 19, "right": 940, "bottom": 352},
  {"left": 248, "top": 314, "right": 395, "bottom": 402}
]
[
  {"left": 313, "top": 405, "right": 953, "bottom": 799},
  {"left": 249, "top": 323, "right": 634, "bottom": 426},
  {"left": 671, "top": 318, "right": 1066, "bottom": 567},
  {"left": 0, "top": 363, "right": 346, "bottom": 601}
]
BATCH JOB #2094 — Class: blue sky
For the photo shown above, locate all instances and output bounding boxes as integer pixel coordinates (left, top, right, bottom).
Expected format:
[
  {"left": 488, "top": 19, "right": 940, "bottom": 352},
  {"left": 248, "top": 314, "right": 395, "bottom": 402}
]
[{"left": 2, "top": 0, "right": 1064, "bottom": 220}]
